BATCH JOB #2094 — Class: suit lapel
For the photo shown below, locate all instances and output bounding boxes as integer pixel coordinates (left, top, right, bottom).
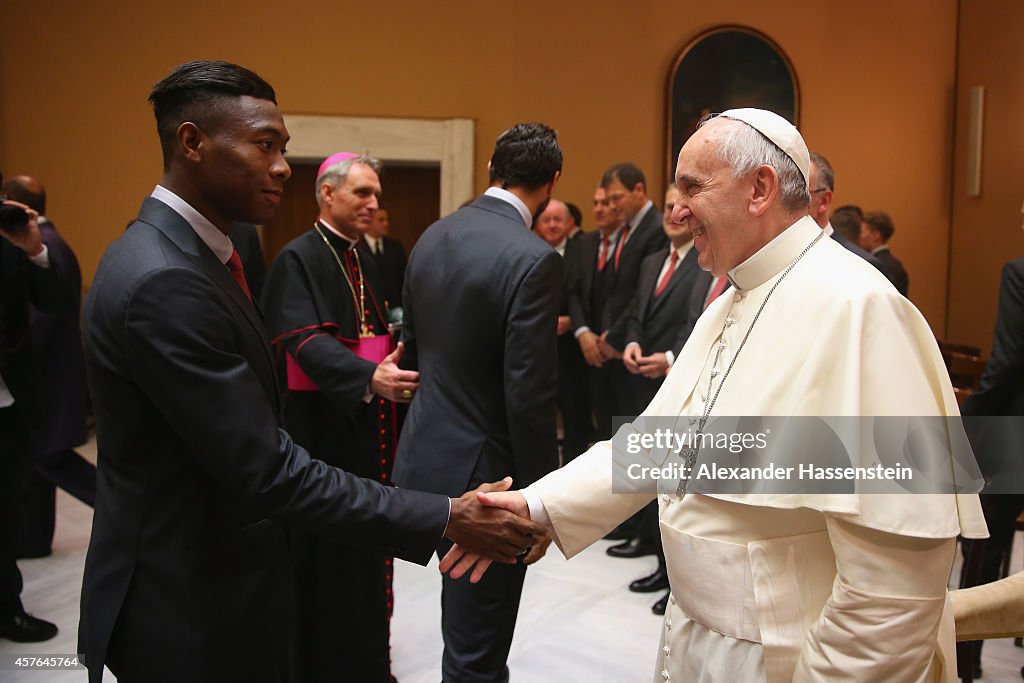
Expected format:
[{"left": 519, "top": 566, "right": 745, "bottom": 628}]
[{"left": 137, "top": 198, "right": 279, "bottom": 395}]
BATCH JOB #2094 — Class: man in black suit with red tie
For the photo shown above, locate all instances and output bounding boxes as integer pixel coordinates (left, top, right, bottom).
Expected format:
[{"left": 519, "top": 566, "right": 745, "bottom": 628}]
[
  {"left": 394, "top": 123, "right": 563, "bottom": 682},
  {"left": 79, "top": 61, "right": 544, "bottom": 683},
  {"left": 593, "top": 163, "right": 667, "bottom": 436},
  {"left": 615, "top": 183, "right": 701, "bottom": 613}
]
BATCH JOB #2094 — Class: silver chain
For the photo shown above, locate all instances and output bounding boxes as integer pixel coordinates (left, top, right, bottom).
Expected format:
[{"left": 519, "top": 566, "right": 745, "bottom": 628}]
[{"left": 676, "top": 230, "right": 825, "bottom": 495}]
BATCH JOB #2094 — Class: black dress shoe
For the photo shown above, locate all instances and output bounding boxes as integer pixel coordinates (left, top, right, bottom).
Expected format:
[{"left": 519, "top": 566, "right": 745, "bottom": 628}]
[
  {"left": 0, "top": 612, "right": 58, "bottom": 642},
  {"left": 606, "top": 537, "right": 658, "bottom": 558},
  {"left": 652, "top": 592, "right": 670, "bottom": 616},
  {"left": 630, "top": 566, "right": 669, "bottom": 593}
]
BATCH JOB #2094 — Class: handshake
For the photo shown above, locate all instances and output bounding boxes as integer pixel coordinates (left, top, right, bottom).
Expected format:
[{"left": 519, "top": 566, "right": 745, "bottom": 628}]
[{"left": 442, "top": 478, "right": 547, "bottom": 583}]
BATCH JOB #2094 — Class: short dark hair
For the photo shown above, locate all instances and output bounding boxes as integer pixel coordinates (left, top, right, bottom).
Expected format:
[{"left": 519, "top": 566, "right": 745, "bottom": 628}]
[
  {"left": 488, "top": 123, "right": 562, "bottom": 190},
  {"left": 566, "top": 202, "right": 582, "bottom": 228},
  {"left": 833, "top": 204, "right": 863, "bottom": 221},
  {"left": 830, "top": 208, "right": 861, "bottom": 242},
  {"left": 862, "top": 211, "right": 895, "bottom": 242},
  {"left": 148, "top": 60, "right": 277, "bottom": 169},
  {"left": 2, "top": 177, "right": 46, "bottom": 214},
  {"left": 601, "top": 162, "right": 646, "bottom": 194},
  {"left": 809, "top": 152, "right": 835, "bottom": 191}
]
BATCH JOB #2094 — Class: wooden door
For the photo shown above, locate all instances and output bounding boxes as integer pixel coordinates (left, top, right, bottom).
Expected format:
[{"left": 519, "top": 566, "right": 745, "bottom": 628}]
[{"left": 260, "top": 161, "right": 441, "bottom": 268}]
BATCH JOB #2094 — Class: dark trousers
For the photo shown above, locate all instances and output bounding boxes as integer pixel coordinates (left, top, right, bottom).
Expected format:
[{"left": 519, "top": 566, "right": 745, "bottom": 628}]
[
  {"left": 557, "top": 337, "right": 593, "bottom": 463},
  {"left": 438, "top": 539, "right": 527, "bottom": 683},
  {"left": 18, "top": 449, "right": 97, "bottom": 557},
  {"left": 0, "top": 403, "right": 29, "bottom": 614},
  {"left": 590, "top": 360, "right": 633, "bottom": 442}
]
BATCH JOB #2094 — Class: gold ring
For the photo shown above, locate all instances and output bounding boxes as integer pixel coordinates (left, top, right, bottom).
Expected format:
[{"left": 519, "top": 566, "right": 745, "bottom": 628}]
[{"left": 402, "top": 389, "right": 413, "bottom": 397}]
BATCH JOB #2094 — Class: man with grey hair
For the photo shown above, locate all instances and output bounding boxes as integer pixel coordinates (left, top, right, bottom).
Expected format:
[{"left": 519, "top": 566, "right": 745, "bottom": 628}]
[
  {"left": 262, "top": 152, "right": 418, "bottom": 682},
  {"left": 807, "top": 152, "right": 897, "bottom": 287},
  {"left": 444, "top": 110, "right": 987, "bottom": 681}
]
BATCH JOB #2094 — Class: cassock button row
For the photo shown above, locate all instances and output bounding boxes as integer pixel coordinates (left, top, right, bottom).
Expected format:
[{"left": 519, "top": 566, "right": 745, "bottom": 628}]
[
  {"left": 733, "top": 292, "right": 744, "bottom": 302},
  {"left": 661, "top": 494, "right": 673, "bottom": 505},
  {"left": 669, "top": 594, "right": 676, "bottom": 606},
  {"left": 725, "top": 317, "right": 735, "bottom": 327},
  {"left": 688, "top": 417, "right": 697, "bottom": 425},
  {"left": 663, "top": 645, "right": 671, "bottom": 656},
  {"left": 662, "top": 670, "right": 670, "bottom": 681}
]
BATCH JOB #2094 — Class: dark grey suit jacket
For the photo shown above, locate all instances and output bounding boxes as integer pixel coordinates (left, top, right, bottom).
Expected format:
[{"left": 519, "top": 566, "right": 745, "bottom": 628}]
[
  {"left": 394, "top": 194, "right": 561, "bottom": 498},
  {"left": 874, "top": 246, "right": 909, "bottom": 296},
  {"left": 604, "top": 204, "right": 668, "bottom": 346},
  {"left": 623, "top": 246, "right": 701, "bottom": 355},
  {"left": 80, "top": 197, "right": 448, "bottom": 683}
]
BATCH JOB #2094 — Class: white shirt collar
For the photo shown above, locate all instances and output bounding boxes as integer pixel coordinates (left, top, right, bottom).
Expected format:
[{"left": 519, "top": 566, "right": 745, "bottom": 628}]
[
  {"left": 673, "top": 240, "right": 694, "bottom": 262},
  {"left": 484, "top": 186, "right": 533, "bottom": 229},
  {"left": 871, "top": 245, "right": 888, "bottom": 255},
  {"left": 316, "top": 217, "right": 358, "bottom": 249},
  {"left": 630, "top": 199, "right": 655, "bottom": 230},
  {"left": 365, "top": 234, "right": 381, "bottom": 252},
  {"left": 728, "top": 215, "right": 822, "bottom": 291},
  {"left": 822, "top": 222, "right": 835, "bottom": 237},
  {"left": 151, "top": 185, "right": 234, "bottom": 264},
  {"left": 554, "top": 238, "right": 567, "bottom": 257}
]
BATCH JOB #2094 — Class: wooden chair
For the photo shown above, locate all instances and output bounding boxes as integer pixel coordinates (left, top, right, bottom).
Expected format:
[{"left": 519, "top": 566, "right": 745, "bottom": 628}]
[
  {"left": 948, "top": 353, "right": 987, "bottom": 406},
  {"left": 939, "top": 340, "right": 983, "bottom": 368}
]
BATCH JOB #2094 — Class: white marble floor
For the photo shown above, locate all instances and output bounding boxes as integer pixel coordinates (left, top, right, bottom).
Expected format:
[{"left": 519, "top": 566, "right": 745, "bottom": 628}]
[{"left": 2, "top": 439, "right": 1022, "bottom": 682}]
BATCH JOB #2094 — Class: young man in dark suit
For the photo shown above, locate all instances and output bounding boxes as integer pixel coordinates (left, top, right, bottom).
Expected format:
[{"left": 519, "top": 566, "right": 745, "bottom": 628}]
[
  {"left": 364, "top": 208, "right": 407, "bottom": 310},
  {"left": 860, "top": 211, "right": 909, "bottom": 296},
  {"left": 79, "top": 61, "right": 543, "bottom": 683},
  {"left": 394, "top": 122, "right": 563, "bottom": 682}
]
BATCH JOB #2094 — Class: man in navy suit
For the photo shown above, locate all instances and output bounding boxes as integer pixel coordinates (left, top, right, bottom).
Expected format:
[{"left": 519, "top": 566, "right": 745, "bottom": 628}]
[
  {"left": 394, "top": 123, "right": 563, "bottom": 682},
  {"left": 79, "top": 61, "right": 544, "bottom": 683}
]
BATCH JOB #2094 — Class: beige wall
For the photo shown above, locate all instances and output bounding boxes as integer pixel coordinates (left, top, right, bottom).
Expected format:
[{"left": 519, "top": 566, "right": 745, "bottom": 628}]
[
  {"left": 1, "top": 0, "right": 959, "bottom": 332},
  {"left": 947, "top": 0, "right": 1024, "bottom": 355}
]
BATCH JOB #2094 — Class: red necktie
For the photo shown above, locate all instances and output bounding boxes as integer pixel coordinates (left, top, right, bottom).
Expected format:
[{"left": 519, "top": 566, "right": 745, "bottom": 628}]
[
  {"left": 598, "top": 235, "right": 611, "bottom": 272},
  {"left": 613, "top": 225, "right": 631, "bottom": 271},
  {"left": 703, "top": 276, "right": 728, "bottom": 310},
  {"left": 226, "top": 250, "right": 253, "bottom": 302},
  {"left": 655, "top": 251, "right": 678, "bottom": 296}
]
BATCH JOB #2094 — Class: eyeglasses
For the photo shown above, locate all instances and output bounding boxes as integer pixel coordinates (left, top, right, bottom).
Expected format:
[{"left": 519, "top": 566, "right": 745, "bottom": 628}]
[{"left": 810, "top": 188, "right": 830, "bottom": 194}]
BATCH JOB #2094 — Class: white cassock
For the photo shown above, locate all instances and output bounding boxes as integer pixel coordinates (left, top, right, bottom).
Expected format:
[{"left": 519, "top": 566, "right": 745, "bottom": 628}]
[{"left": 525, "top": 216, "right": 988, "bottom": 683}]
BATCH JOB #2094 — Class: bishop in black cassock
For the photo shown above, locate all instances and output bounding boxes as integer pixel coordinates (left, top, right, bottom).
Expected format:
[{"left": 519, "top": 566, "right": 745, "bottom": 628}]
[{"left": 262, "top": 187, "right": 408, "bottom": 681}]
